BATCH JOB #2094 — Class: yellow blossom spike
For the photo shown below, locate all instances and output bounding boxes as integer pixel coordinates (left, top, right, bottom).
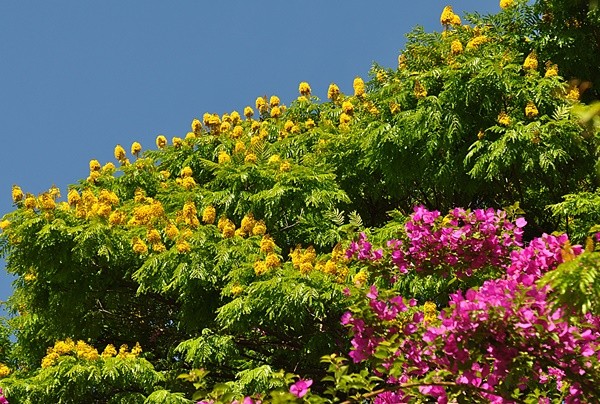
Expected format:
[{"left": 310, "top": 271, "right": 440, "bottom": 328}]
[
  {"left": 156, "top": 135, "right": 167, "bottom": 149},
  {"left": 327, "top": 83, "right": 340, "bottom": 100},
  {"left": 12, "top": 185, "right": 24, "bottom": 203},
  {"left": 353, "top": 77, "right": 365, "bottom": 97},
  {"left": 298, "top": 82, "right": 311, "bottom": 96},
  {"left": 114, "top": 144, "right": 126, "bottom": 162},
  {"left": 131, "top": 142, "right": 142, "bottom": 156}
]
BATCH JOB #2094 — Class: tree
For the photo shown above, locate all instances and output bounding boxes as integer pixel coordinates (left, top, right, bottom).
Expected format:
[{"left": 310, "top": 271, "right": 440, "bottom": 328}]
[{"left": 0, "top": 0, "right": 599, "bottom": 402}]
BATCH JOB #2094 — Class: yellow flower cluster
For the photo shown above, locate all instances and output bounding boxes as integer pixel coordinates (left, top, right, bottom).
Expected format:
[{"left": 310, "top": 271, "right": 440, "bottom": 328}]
[
  {"left": 218, "top": 216, "right": 236, "bottom": 238},
  {"left": 202, "top": 205, "right": 216, "bottom": 224},
  {"left": 523, "top": 51, "right": 538, "bottom": 71},
  {"left": 497, "top": 111, "right": 511, "bottom": 126},
  {"left": 544, "top": 62, "right": 558, "bottom": 78},
  {"left": 414, "top": 81, "right": 427, "bottom": 99},
  {"left": 181, "top": 201, "right": 200, "bottom": 228},
  {"left": 423, "top": 301, "right": 438, "bottom": 323},
  {"left": 42, "top": 339, "right": 100, "bottom": 368},
  {"left": 132, "top": 236, "right": 148, "bottom": 254},
  {"left": 525, "top": 101, "right": 539, "bottom": 118},
  {"left": 440, "top": 5, "right": 461, "bottom": 26},
  {"left": 0, "top": 363, "right": 10, "bottom": 378},
  {"left": 260, "top": 235, "right": 276, "bottom": 254},
  {"left": 450, "top": 39, "right": 463, "bottom": 54},
  {"left": 327, "top": 83, "right": 340, "bottom": 100},
  {"left": 342, "top": 101, "right": 354, "bottom": 115},
  {"left": 231, "top": 284, "right": 244, "bottom": 296},
  {"left": 131, "top": 141, "right": 142, "bottom": 156},
  {"left": 290, "top": 245, "right": 317, "bottom": 274},
  {"left": 0, "top": 220, "right": 9, "bottom": 231},
  {"left": 466, "top": 35, "right": 489, "bottom": 50},
  {"left": 298, "top": 82, "right": 312, "bottom": 96},
  {"left": 12, "top": 185, "right": 24, "bottom": 203},
  {"left": 500, "top": 0, "right": 515, "bottom": 9},
  {"left": 353, "top": 77, "right": 365, "bottom": 97},
  {"left": 115, "top": 342, "right": 142, "bottom": 359},
  {"left": 566, "top": 87, "right": 580, "bottom": 101},
  {"left": 352, "top": 269, "right": 368, "bottom": 285},
  {"left": 114, "top": 144, "right": 127, "bottom": 164}
]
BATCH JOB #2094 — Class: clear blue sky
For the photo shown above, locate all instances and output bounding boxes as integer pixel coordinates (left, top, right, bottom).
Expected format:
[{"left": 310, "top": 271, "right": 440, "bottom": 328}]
[{"left": 0, "top": 1, "right": 498, "bottom": 305}]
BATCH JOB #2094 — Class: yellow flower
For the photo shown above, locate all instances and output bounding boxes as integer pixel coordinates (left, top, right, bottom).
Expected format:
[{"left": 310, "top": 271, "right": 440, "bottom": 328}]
[
  {"left": 252, "top": 220, "right": 266, "bottom": 236},
  {"left": 231, "top": 285, "right": 244, "bottom": 296},
  {"left": 114, "top": 144, "right": 126, "bottom": 162},
  {"left": 270, "top": 106, "right": 282, "bottom": 118},
  {"left": 451, "top": 13, "right": 461, "bottom": 26},
  {"left": 251, "top": 120, "right": 260, "bottom": 132},
  {"left": 130, "top": 342, "right": 142, "bottom": 356},
  {"left": 102, "top": 344, "right": 117, "bottom": 358},
  {"left": 323, "top": 260, "right": 337, "bottom": 275},
  {"left": 222, "top": 113, "right": 231, "bottom": 123},
  {"left": 525, "top": 101, "right": 539, "bottom": 118},
  {"left": 466, "top": 35, "right": 489, "bottom": 50},
  {"left": 280, "top": 161, "right": 291, "bottom": 172},
  {"left": 220, "top": 121, "right": 231, "bottom": 133},
  {"left": 165, "top": 223, "right": 179, "bottom": 240},
  {"left": 0, "top": 363, "right": 11, "bottom": 377},
  {"left": 41, "top": 352, "right": 59, "bottom": 368},
  {"left": 566, "top": 87, "right": 580, "bottom": 101},
  {"left": 398, "top": 54, "right": 407, "bottom": 69},
  {"left": 268, "top": 155, "right": 281, "bottom": 165},
  {"left": 172, "top": 137, "right": 183, "bottom": 148},
  {"left": 260, "top": 235, "right": 276, "bottom": 253},
  {"left": 39, "top": 193, "right": 56, "bottom": 210},
  {"left": 299, "top": 262, "right": 313, "bottom": 274},
  {"left": 191, "top": 118, "right": 202, "bottom": 133},
  {"left": 240, "top": 213, "right": 255, "bottom": 233},
  {"left": 353, "top": 269, "right": 368, "bottom": 285},
  {"left": 222, "top": 220, "right": 235, "bottom": 238},
  {"left": 185, "top": 131, "right": 197, "bottom": 140},
  {"left": 500, "top": 0, "right": 515, "bottom": 9},
  {"left": 477, "top": 130, "right": 485, "bottom": 140},
  {"left": 182, "top": 201, "right": 199, "bottom": 228},
  {"left": 102, "top": 162, "right": 116, "bottom": 175},
  {"left": 244, "top": 106, "right": 254, "bottom": 118},
  {"left": 0, "top": 220, "right": 10, "bottom": 231},
  {"left": 440, "top": 5, "right": 455, "bottom": 25},
  {"left": 230, "top": 111, "right": 241, "bottom": 124},
  {"left": 497, "top": 111, "right": 511, "bottom": 126},
  {"left": 89, "top": 159, "right": 101, "bottom": 172},
  {"left": 181, "top": 166, "right": 193, "bottom": 178},
  {"left": 390, "top": 102, "right": 401, "bottom": 114},
  {"left": 342, "top": 101, "right": 354, "bottom": 114},
  {"left": 353, "top": 77, "right": 365, "bottom": 97},
  {"left": 297, "top": 95, "right": 309, "bottom": 103},
  {"left": 24, "top": 194, "right": 37, "bottom": 209},
  {"left": 414, "top": 81, "right": 427, "bottom": 98},
  {"left": 339, "top": 113, "right": 352, "bottom": 125},
  {"left": 176, "top": 240, "right": 191, "bottom": 253},
  {"left": 298, "top": 81, "right": 311, "bottom": 96},
  {"left": 234, "top": 141, "right": 246, "bottom": 154},
  {"left": 305, "top": 119, "right": 315, "bottom": 129},
  {"left": 253, "top": 260, "right": 268, "bottom": 275},
  {"left": 451, "top": 40, "right": 463, "bottom": 54},
  {"left": 131, "top": 141, "right": 142, "bottom": 156},
  {"left": 232, "top": 125, "right": 244, "bottom": 138},
  {"left": 218, "top": 151, "right": 231, "bottom": 164},
  {"left": 265, "top": 254, "right": 281, "bottom": 268},
  {"left": 270, "top": 95, "right": 280, "bottom": 107},
  {"left": 327, "top": 83, "right": 340, "bottom": 100},
  {"left": 423, "top": 301, "right": 438, "bottom": 323},
  {"left": 12, "top": 185, "right": 24, "bottom": 203},
  {"left": 96, "top": 203, "right": 112, "bottom": 218},
  {"left": 256, "top": 97, "right": 268, "bottom": 113},
  {"left": 284, "top": 120, "right": 294, "bottom": 132},
  {"left": 152, "top": 242, "right": 166, "bottom": 252},
  {"left": 202, "top": 205, "right": 216, "bottom": 224},
  {"left": 523, "top": 51, "right": 538, "bottom": 71},
  {"left": 544, "top": 63, "right": 558, "bottom": 78},
  {"left": 132, "top": 237, "right": 148, "bottom": 254},
  {"left": 147, "top": 229, "right": 162, "bottom": 244}
]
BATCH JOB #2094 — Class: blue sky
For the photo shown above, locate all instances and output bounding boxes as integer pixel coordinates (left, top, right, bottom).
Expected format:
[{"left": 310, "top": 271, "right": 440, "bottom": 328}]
[{"left": 0, "top": 1, "right": 498, "bottom": 305}]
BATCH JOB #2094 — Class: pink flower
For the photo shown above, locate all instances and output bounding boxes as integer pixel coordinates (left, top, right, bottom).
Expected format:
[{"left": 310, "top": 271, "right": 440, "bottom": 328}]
[{"left": 290, "top": 379, "right": 313, "bottom": 398}]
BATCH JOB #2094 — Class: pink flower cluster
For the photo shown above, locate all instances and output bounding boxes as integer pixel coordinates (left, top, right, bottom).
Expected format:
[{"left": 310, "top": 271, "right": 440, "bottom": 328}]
[
  {"left": 343, "top": 223, "right": 600, "bottom": 402},
  {"left": 346, "top": 206, "right": 525, "bottom": 278}
]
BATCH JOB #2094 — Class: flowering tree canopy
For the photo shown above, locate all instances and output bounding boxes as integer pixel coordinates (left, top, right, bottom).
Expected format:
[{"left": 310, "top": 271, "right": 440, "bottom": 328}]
[{"left": 1, "top": 0, "right": 600, "bottom": 402}]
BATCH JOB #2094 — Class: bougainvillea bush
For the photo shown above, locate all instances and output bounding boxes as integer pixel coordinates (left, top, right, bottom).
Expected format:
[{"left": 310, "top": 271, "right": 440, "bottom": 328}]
[{"left": 0, "top": 0, "right": 600, "bottom": 402}]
